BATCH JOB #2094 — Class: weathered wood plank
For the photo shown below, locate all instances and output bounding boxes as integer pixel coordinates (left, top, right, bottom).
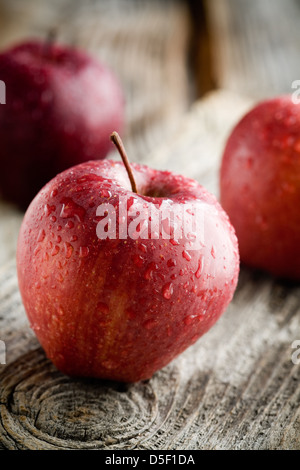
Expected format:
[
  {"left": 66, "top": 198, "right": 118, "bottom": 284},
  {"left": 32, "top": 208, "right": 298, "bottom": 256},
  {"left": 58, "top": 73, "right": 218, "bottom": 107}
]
[
  {"left": 206, "top": 0, "right": 300, "bottom": 98},
  {"left": 0, "top": 90, "right": 299, "bottom": 449}
]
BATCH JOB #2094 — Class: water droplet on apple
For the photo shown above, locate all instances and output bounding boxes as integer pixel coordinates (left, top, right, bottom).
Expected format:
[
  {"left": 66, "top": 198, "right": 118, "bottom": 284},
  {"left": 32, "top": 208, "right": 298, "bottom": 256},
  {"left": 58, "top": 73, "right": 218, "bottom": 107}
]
[
  {"left": 79, "top": 246, "right": 89, "bottom": 258},
  {"left": 77, "top": 174, "right": 103, "bottom": 184},
  {"left": 37, "top": 229, "right": 45, "bottom": 242},
  {"left": 43, "top": 252, "right": 49, "bottom": 261},
  {"left": 133, "top": 254, "right": 144, "bottom": 267},
  {"left": 50, "top": 215, "right": 56, "bottom": 222},
  {"left": 57, "top": 305, "right": 64, "bottom": 316},
  {"left": 167, "top": 258, "right": 177, "bottom": 268},
  {"left": 66, "top": 220, "right": 74, "bottom": 229},
  {"left": 144, "top": 262, "right": 158, "bottom": 280},
  {"left": 138, "top": 243, "right": 147, "bottom": 253},
  {"left": 170, "top": 239, "right": 180, "bottom": 246},
  {"left": 44, "top": 204, "right": 55, "bottom": 217},
  {"left": 162, "top": 282, "right": 173, "bottom": 299},
  {"left": 60, "top": 198, "right": 85, "bottom": 222},
  {"left": 186, "top": 232, "right": 196, "bottom": 242},
  {"left": 182, "top": 250, "right": 191, "bottom": 261},
  {"left": 195, "top": 256, "right": 204, "bottom": 279},
  {"left": 51, "top": 245, "right": 60, "bottom": 256},
  {"left": 33, "top": 246, "right": 41, "bottom": 256},
  {"left": 55, "top": 235, "right": 62, "bottom": 243},
  {"left": 56, "top": 273, "right": 64, "bottom": 283},
  {"left": 184, "top": 315, "right": 196, "bottom": 326},
  {"left": 64, "top": 242, "right": 73, "bottom": 259},
  {"left": 100, "top": 189, "right": 111, "bottom": 198},
  {"left": 70, "top": 235, "right": 78, "bottom": 242},
  {"left": 197, "top": 290, "right": 207, "bottom": 301},
  {"left": 50, "top": 189, "right": 58, "bottom": 198},
  {"left": 211, "top": 246, "right": 216, "bottom": 259}
]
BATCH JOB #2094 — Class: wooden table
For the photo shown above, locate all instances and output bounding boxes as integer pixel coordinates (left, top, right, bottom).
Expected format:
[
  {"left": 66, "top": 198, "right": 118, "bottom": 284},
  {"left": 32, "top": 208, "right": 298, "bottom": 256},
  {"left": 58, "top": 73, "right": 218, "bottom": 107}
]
[{"left": 0, "top": 0, "right": 299, "bottom": 450}]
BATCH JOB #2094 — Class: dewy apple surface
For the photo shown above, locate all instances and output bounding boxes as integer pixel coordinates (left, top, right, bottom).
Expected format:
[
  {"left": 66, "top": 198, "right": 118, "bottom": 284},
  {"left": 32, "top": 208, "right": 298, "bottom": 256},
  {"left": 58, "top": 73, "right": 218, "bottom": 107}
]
[
  {"left": 17, "top": 136, "right": 239, "bottom": 382},
  {"left": 0, "top": 39, "right": 124, "bottom": 209},
  {"left": 220, "top": 94, "right": 300, "bottom": 280}
]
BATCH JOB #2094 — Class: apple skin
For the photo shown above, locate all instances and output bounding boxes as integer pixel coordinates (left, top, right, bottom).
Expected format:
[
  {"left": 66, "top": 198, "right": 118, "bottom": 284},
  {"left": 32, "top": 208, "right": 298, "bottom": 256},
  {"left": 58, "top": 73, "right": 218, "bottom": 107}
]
[
  {"left": 220, "top": 95, "right": 300, "bottom": 281},
  {"left": 17, "top": 159, "right": 239, "bottom": 382},
  {"left": 0, "top": 40, "right": 124, "bottom": 209}
]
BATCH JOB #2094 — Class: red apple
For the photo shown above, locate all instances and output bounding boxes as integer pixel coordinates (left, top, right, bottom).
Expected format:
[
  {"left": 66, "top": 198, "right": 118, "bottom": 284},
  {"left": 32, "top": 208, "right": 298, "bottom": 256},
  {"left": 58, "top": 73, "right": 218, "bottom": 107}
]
[
  {"left": 220, "top": 95, "right": 300, "bottom": 280},
  {"left": 17, "top": 134, "right": 239, "bottom": 382},
  {"left": 0, "top": 39, "right": 124, "bottom": 209}
]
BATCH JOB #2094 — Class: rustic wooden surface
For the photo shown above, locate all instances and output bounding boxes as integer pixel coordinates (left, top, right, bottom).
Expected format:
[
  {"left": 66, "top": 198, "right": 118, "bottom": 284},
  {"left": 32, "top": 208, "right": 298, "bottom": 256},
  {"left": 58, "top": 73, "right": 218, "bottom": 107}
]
[
  {"left": 0, "top": 0, "right": 300, "bottom": 451},
  {"left": 206, "top": 0, "right": 300, "bottom": 98}
]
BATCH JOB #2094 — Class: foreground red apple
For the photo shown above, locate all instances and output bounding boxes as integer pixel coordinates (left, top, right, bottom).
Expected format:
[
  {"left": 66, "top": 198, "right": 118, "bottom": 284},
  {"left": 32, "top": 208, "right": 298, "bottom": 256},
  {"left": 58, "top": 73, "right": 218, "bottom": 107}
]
[
  {"left": 0, "top": 39, "right": 124, "bottom": 209},
  {"left": 220, "top": 95, "right": 300, "bottom": 281},
  {"left": 17, "top": 134, "right": 239, "bottom": 382}
]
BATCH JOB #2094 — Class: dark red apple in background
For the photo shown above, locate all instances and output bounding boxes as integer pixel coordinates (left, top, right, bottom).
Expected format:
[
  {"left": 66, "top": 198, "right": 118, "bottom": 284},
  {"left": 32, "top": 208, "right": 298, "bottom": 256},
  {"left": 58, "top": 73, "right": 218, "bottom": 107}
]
[
  {"left": 0, "top": 39, "right": 124, "bottom": 209},
  {"left": 17, "top": 134, "right": 239, "bottom": 383},
  {"left": 220, "top": 95, "right": 300, "bottom": 281}
]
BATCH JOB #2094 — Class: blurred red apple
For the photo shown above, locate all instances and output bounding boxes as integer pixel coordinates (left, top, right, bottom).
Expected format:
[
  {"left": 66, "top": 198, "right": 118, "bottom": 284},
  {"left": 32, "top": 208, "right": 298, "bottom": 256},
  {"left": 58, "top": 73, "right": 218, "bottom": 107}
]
[
  {"left": 220, "top": 95, "right": 300, "bottom": 280},
  {"left": 0, "top": 39, "right": 124, "bottom": 209},
  {"left": 17, "top": 134, "right": 239, "bottom": 382}
]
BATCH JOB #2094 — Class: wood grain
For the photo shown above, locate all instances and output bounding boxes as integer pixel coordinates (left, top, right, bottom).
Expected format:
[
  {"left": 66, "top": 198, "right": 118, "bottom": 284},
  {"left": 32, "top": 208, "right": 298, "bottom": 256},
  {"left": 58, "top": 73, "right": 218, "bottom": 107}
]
[
  {"left": 1, "top": 90, "right": 299, "bottom": 449},
  {"left": 206, "top": 0, "right": 300, "bottom": 98}
]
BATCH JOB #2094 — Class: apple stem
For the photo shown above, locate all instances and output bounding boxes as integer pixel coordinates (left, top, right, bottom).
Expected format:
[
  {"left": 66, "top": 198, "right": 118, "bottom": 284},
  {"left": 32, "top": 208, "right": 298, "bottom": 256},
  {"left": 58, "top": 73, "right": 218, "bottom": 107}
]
[{"left": 110, "top": 132, "right": 138, "bottom": 194}]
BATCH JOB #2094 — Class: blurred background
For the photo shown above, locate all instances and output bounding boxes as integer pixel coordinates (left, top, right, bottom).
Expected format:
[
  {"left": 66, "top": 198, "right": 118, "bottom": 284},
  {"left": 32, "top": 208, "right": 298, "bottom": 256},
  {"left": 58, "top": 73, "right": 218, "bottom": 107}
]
[
  {"left": 1, "top": 0, "right": 300, "bottom": 158},
  {"left": 1, "top": 0, "right": 300, "bottom": 263}
]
